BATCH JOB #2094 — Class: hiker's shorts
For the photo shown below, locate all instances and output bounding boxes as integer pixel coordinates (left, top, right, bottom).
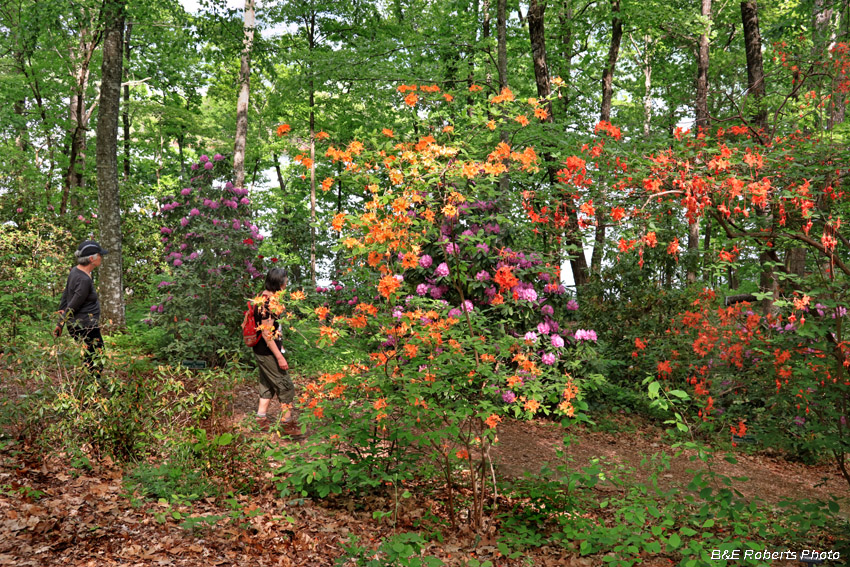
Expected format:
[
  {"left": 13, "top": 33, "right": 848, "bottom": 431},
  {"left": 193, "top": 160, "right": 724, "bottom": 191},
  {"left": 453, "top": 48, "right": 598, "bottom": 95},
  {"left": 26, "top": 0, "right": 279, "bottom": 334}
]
[{"left": 255, "top": 353, "right": 294, "bottom": 403}]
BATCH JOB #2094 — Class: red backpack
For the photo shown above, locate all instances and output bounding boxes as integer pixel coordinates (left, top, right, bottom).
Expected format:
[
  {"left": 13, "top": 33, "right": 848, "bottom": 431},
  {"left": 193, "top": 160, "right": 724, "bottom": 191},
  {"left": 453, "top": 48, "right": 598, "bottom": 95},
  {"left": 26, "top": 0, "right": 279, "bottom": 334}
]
[{"left": 241, "top": 300, "right": 261, "bottom": 347}]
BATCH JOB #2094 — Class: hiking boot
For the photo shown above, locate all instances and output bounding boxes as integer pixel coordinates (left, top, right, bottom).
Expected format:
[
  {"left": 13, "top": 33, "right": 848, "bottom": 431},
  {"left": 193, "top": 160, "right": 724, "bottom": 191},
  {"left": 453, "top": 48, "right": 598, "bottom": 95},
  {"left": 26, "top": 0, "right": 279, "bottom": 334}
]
[{"left": 280, "top": 420, "right": 305, "bottom": 439}]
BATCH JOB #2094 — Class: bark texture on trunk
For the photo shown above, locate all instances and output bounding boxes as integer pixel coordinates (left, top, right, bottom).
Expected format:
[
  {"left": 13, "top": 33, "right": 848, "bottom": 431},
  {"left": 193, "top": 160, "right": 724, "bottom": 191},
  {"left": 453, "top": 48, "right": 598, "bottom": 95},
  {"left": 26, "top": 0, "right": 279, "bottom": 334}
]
[
  {"left": 741, "top": 1, "right": 777, "bottom": 313},
  {"left": 527, "top": 0, "right": 589, "bottom": 287},
  {"left": 96, "top": 0, "right": 127, "bottom": 329},
  {"left": 233, "top": 0, "right": 255, "bottom": 189},
  {"left": 497, "top": 0, "right": 510, "bottom": 195},
  {"left": 599, "top": 0, "right": 622, "bottom": 123},
  {"left": 690, "top": 0, "right": 712, "bottom": 284},
  {"left": 591, "top": 0, "right": 622, "bottom": 276},
  {"left": 123, "top": 23, "right": 132, "bottom": 182},
  {"left": 741, "top": 1, "right": 767, "bottom": 133}
]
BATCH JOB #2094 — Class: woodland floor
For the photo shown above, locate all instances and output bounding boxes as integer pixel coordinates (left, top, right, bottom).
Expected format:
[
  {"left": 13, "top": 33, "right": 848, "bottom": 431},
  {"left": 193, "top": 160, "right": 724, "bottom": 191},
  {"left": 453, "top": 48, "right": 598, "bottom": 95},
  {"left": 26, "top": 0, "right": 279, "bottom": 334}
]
[{"left": 0, "top": 375, "right": 846, "bottom": 566}]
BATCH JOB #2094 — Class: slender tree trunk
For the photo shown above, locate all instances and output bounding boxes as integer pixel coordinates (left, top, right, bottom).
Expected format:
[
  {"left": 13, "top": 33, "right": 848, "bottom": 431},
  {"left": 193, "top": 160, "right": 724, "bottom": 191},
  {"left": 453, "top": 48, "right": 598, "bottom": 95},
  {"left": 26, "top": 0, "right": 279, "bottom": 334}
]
[
  {"left": 527, "top": 0, "right": 588, "bottom": 288},
  {"left": 741, "top": 1, "right": 777, "bottom": 313},
  {"left": 308, "top": 11, "right": 318, "bottom": 285},
  {"left": 483, "top": 0, "right": 492, "bottom": 88},
  {"left": 233, "top": 0, "right": 255, "bottom": 189},
  {"left": 830, "top": 0, "right": 850, "bottom": 126},
  {"left": 122, "top": 23, "right": 132, "bottom": 182},
  {"left": 690, "top": 0, "right": 712, "bottom": 284},
  {"left": 591, "top": 0, "right": 622, "bottom": 275},
  {"left": 741, "top": 1, "right": 767, "bottom": 134},
  {"left": 641, "top": 35, "right": 653, "bottom": 139},
  {"left": 599, "top": 0, "right": 622, "bottom": 123},
  {"left": 96, "top": 0, "right": 127, "bottom": 329}
]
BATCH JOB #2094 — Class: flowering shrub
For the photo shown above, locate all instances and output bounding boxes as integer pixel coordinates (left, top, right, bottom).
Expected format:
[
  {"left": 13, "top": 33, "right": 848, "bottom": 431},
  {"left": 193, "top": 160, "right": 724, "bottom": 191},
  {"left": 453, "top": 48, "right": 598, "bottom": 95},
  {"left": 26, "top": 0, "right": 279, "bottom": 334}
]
[
  {"left": 148, "top": 153, "right": 263, "bottom": 364},
  {"left": 270, "top": 84, "right": 600, "bottom": 527}
]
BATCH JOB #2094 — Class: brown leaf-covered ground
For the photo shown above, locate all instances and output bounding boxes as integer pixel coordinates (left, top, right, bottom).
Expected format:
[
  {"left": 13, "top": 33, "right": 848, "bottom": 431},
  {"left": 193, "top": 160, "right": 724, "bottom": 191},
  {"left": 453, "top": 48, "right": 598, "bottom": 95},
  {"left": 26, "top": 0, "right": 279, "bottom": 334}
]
[{"left": 0, "top": 379, "right": 846, "bottom": 566}]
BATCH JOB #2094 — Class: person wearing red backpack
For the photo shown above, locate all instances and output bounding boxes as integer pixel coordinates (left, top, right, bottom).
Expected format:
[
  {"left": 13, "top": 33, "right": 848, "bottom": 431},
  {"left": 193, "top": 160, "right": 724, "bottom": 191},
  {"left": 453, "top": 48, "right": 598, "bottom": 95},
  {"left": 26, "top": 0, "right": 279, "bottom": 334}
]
[{"left": 250, "top": 268, "right": 299, "bottom": 435}]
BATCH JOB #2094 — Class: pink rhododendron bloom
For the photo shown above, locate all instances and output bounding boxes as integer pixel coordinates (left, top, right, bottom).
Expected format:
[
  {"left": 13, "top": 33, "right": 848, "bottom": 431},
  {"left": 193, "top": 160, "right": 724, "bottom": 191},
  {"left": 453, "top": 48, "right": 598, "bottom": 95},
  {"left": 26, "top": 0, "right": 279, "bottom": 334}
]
[
  {"left": 213, "top": 153, "right": 224, "bottom": 161},
  {"left": 180, "top": 217, "right": 189, "bottom": 227},
  {"left": 181, "top": 188, "right": 192, "bottom": 196},
  {"left": 462, "top": 300, "right": 474, "bottom": 312},
  {"left": 173, "top": 259, "right": 183, "bottom": 267},
  {"left": 419, "top": 254, "right": 433, "bottom": 268},
  {"left": 541, "top": 353, "right": 556, "bottom": 365},
  {"left": 566, "top": 300, "right": 579, "bottom": 311},
  {"left": 537, "top": 321, "right": 551, "bottom": 335},
  {"left": 524, "top": 331, "right": 538, "bottom": 343},
  {"left": 204, "top": 161, "right": 214, "bottom": 170},
  {"left": 551, "top": 335, "right": 564, "bottom": 348},
  {"left": 435, "top": 262, "right": 450, "bottom": 277},
  {"left": 190, "top": 208, "right": 200, "bottom": 216}
]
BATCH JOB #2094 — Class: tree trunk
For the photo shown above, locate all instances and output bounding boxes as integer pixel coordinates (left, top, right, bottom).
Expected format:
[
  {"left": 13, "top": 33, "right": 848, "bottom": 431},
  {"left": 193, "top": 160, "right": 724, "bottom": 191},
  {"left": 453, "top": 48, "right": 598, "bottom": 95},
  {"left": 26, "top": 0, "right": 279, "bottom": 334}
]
[
  {"left": 591, "top": 0, "right": 622, "bottom": 276},
  {"left": 483, "top": 0, "right": 492, "bottom": 88},
  {"left": 741, "top": 1, "right": 767, "bottom": 134},
  {"left": 690, "top": 0, "right": 711, "bottom": 284},
  {"left": 641, "top": 35, "right": 653, "bottom": 139},
  {"left": 830, "top": 0, "right": 850, "bottom": 127},
  {"left": 233, "top": 0, "right": 255, "bottom": 189},
  {"left": 63, "top": 22, "right": 100, "bottom": 215},
  {"left": 741, "top": 1, "right": 776, "bottom": 313},
  {"left": 122, "top": 23, "right": 132, "bottom": 182},
  {"left": 527, "top": 0, "right": 588, "bottom": 288},
  {"left": 695, "top": 0, "right": 712, "bottom": 133},
  {"left": 308, "top": 11, "right": 318, "bottom": 285},
  {"left": 599, "top": 0, "right": 622, "bottom": 123},
  {"left": 96, "top": 0, "right": 127, "bottom": 329}
]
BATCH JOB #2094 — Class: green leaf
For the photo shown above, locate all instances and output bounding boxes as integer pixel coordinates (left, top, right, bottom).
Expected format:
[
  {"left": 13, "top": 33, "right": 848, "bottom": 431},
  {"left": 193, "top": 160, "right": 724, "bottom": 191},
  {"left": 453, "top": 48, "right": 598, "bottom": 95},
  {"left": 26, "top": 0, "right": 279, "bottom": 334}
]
[{"left": 667, "top": 533, "right": 681, "bottom": 549}]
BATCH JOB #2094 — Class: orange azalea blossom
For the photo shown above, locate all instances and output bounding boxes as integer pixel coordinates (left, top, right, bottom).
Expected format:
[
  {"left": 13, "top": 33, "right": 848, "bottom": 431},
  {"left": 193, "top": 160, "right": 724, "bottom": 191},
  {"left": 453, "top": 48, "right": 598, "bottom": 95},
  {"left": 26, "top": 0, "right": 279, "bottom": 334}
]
[
  {"left": 397, "top": 84, "right": 417, "bottom": 93},
  {"left": 490, "top": 87, "right": 515, "bottom": 104},
  {"left": 321, "top": 177, "right": 334, "bottom": 192},
  {"left": 484, "top": 414, "right": 501, "bottom": 428},
  {"left": 443, "top": 93, "right": 454, "bottom": 102},
  {"left": 290, "top": 290, "right": 306, "bottom": 300},
  {"left": 373, "top": 398, "right": 388, "bottom": 410},
  {"left": 534, "top": 107, "right": 549, "bottom": 120},
  {"left": 347, "top": 140, "right": 365, "bottom": 155},
  {"left": 348, "top": 314, "right": 368, "bottom": 328},
  {"left": 315, "top": 131, "right": 330, "bottom": 140},
  {"left": 420, "top": 84, "right": 441, "bottom": 93},
  {"left": 442, "top": 125, "right": 454, "bottom": 133},
  {"left": 494, "top": 266, "right": 519, "bottom": 291},
  {"left": 491, "top": 293, "right": 505, "bottom": 305},
  {"left": 331, "top": 212, "right": 346, "bottom": 231},
  {"left": 486, "top": 120, "right": 496, "bottom": 130},
  {"left": 558, "top": 400, "right": 575, "bottom": 416},
  {"left": 314, "top": 306, "right": 330, "bottom": 320},
  {"left": 469, "top": 84, "right": 483, "bottom": 92},
  {"left": 667, "top": 237, "right": 680, "bottom": 256},
  {"left": 403, "top": 343, "right": 419, "bottom": 358},
  {"left": 319, "top": 326, "right": 339, "bottom": 344},
  {"left": 404, "top": 93, "right": 419, "bottom": 106},
  {"left": 455, "top": 449, "right": 469, "bottom": 459},
  {"left": 611, "top": 207, "right": 625, "bottom": 221},
  {"left": 276, "top": 124, "right": 291, "bottom": 136},
  {"left": 377, "top": 274, "right": 401, "bottom": 298},
  {"left": 524, "top": 399, "right": 541, "bottom": 413},
  {"left": 382, "top": 128, "right": 394, "bottom": 137},
  {"left": 442, "top": 204, "right": 458, "bottom": 217},
  {"left": 401, "top": 252, "right": 420, "bottom": 269},
  {"left": 514, "top": 114, "right": 529, "bottom": 126}
]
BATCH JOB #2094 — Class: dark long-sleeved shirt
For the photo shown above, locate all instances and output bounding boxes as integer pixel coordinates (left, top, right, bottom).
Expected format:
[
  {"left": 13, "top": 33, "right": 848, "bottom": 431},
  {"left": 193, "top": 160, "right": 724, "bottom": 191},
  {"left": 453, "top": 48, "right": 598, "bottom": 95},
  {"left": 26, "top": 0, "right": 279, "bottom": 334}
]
[{"left": 58, "top": 267, "right": 100, "bottom": 328}]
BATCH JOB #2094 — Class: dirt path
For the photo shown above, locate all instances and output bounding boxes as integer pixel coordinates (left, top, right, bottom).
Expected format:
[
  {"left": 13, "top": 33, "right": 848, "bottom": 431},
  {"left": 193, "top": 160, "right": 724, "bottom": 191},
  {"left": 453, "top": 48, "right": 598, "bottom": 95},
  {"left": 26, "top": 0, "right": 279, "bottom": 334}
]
[{"left": 231, "top": 379, "right": 849, "bottom": 511}]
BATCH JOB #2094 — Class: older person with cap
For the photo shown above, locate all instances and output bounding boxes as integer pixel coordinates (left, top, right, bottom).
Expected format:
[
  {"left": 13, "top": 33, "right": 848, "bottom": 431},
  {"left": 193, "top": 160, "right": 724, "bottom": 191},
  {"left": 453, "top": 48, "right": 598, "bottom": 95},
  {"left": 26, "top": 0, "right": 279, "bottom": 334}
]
[{"left": 54, "top": 240, "right": 108, "bottom": 375}]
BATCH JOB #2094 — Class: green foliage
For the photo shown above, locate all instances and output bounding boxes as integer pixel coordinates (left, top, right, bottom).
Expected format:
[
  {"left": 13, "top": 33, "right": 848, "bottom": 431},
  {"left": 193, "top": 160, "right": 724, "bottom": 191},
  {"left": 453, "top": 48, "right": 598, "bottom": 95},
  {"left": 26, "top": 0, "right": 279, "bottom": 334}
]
[{"left": 336, "top": 532, "right": 445, "bottom": 567}]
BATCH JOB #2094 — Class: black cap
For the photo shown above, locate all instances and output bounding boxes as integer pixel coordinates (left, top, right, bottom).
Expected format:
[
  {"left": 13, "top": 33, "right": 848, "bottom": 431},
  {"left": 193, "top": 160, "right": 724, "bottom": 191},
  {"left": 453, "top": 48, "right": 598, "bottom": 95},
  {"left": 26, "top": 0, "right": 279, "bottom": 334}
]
[{"left": 77, "top": 240, "right": 109, "bottom": 257}]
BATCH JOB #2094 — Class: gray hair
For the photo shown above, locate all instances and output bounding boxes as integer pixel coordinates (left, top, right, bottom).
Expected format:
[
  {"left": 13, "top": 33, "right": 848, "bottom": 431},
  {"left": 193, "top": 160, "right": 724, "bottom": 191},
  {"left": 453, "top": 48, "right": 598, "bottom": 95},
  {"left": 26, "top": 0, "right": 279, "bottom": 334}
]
[{"left": 75, "top": 250, "right": 98, "bottom": 266}]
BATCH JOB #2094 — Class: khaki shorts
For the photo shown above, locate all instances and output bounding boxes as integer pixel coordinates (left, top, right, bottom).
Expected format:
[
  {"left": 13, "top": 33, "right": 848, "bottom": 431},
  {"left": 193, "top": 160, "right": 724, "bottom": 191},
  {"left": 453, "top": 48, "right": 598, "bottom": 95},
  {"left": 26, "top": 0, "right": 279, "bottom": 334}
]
[{"left": 255, "top": 353, "right": 294, "bottom": 403}]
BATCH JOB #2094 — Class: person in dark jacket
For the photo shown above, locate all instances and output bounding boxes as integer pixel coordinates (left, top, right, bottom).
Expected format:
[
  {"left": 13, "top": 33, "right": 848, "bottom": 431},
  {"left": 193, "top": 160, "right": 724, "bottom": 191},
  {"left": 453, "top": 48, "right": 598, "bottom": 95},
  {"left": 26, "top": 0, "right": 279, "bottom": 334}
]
[
  {"left": 252, "top": 268, "right": 299, "bottom": 436},
  {"left": 54, "top": 240, "right": 108, "bottom": 375}
]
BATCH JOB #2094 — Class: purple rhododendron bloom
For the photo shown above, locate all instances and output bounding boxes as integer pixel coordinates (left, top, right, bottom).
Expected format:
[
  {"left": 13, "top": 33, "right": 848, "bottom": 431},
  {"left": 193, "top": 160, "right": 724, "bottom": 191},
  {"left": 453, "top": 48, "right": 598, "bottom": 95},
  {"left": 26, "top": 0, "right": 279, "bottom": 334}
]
[
  {"left": 476, "top": 270, "right": 490, "bottom": 282},
  {"left": 430, "top": 287, "right": 444, "bottom": 299},
  {"left": 181, "top": 188, "right": 192, "bottom": 196},
  {"left": 446, "top": 243, "right": 458, "bottom": 255},
  {"left": 435, "top": 262, "right": 450, "bottom": 277},
  {"left": 541, "top": 353, "right": 556, "bottom": 365},
  {"left": 199, "top": 154, "right": 209, "bottom": 163},
  {"left": 793, "top": 416, "right": 806, "bottom": 426},
  {"left": 502, "top": 391, "right": 517, "bottom": 403},
  {"left": 566, "top": 300, "right": 579, "bottom": 311},
  {"left": 551, "top": 335, "right": 564, "bottom": 348},
  {"left": 420, "top": 254, "right": 433, "bottom": 268},
  {"left": 448, "top": 308, "right": 462, "bottom": 318},
  {"left": 190, "top": 163, "right": 199, "bottom": 171},
  {"left": 203, "top": 161, "right": 214, "bottom": 170},
  {"left": 476, "top": 243, "right": 490, "bottom": 254},
  {"left": 213, "top": 153, "right": 224, "bottom": 161},
  {"left": 416, "top": 283, "right": 429, "bottom": 296},
  {"left": 537, "top": 321, "right": 551, "bottom": 335},
  {"left": 173, "top": 259, "right": 183, "bottom": 267},
  {"left": 190, "top": 208, "right": 200, "bottom": 216},
  {"left": 180, "top": 217, "right": 189, "bottom": 227},
  {"left": 462, "top": 300, "right": 474, "bottom": 313},
  {"left": 541, "top": 304, "right": 554, "bottom": 316}
]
